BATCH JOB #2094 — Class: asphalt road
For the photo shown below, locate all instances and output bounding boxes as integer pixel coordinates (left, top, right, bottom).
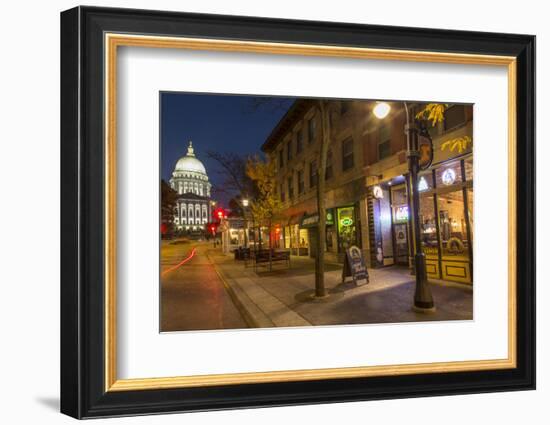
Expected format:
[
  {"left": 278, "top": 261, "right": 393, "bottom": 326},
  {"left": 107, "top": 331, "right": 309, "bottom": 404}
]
[{"left": 160, "top": 241, "right": 248, "bottom": 332}]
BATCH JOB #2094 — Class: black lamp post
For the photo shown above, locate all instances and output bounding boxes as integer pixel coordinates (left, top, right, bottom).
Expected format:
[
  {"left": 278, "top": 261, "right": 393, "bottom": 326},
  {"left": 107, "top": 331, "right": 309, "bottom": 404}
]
[
  {"left": 373, "top": 101, "right": 435, "bottom": 312},
  {"left": 242, "top": 198, "right": 249, "bottom": 248}
]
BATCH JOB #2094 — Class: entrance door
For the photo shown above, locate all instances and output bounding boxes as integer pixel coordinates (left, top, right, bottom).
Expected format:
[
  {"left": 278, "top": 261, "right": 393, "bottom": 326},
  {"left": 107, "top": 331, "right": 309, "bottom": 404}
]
[
  {"left": 391, "top": 185, "right": 409, "bottom": 266},
  {"left": 393, "top": 223, "right": 409, "bottom": 265}
]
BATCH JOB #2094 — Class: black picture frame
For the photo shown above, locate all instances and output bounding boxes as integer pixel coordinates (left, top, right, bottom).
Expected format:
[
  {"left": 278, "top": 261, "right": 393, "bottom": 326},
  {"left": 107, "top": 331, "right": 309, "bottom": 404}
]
[{"left": 61, "top": 6, "right": 535, "bottom": 419}]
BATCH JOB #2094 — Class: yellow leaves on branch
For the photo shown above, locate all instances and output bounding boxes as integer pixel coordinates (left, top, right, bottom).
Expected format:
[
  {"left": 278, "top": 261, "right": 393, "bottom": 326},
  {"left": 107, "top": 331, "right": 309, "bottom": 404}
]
[
  {"left": 245, "top": 156, "right": 282, "bottom": 223},
  {"left": 440, "top": 136, "right": 472, "bottom": 154},
  {"left": 416, "top": 103, "right": 473, "bottom": 153},
  {"left": 415, "top": 103, "right": 448, "bottom": 126}
]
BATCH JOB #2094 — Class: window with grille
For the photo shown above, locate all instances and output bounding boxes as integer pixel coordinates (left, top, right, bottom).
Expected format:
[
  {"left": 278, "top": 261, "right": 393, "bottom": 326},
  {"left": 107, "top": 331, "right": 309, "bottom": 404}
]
[
  {"left": 378, "top": 124, "right": 391, "bottom": 160},
  {"left": 308, "top": 117, "right": 316, "bottom": 143},
  {"left": 296, "top": 129, "right": 303, "bottom": 154},
  {"left": 288, "top": 176, "right": 294, "bottom": 199},
  {"left": 325, "top": 150, "right": 333, "bottom": 180},
  {"left": 298, "top": 170, "right": 304, "bottom": 194},
  {"left": 310, "top": 160, "right": 318, "bottom": 188},
  {"left": 287, "top": 140, "right": 292, "bottom": 161},
  {"left": 342, "top": 138, "right": 354, "bottom": 171},
  {"left": 444, "top": 105, "right": 466, "bottom": 131}
]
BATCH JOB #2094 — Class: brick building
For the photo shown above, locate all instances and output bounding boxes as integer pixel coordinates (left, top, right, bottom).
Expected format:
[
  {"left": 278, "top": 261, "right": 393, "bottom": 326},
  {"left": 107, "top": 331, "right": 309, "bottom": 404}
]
[{"left": 262, "top": 99, "right": 473, "bottom": 284}]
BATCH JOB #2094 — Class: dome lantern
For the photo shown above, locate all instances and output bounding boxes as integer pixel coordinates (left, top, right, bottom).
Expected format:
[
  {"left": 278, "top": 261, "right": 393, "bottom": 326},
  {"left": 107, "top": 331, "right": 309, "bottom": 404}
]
[
  {"left": 173, "top": 140, "right": 207, "bottom": 175},
  {"left": 187, "top": 140, "right": 195, "bottom": 157}
]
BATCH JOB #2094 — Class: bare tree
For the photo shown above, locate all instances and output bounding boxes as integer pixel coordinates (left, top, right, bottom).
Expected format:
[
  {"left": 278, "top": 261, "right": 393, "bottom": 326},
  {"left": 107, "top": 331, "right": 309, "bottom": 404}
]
[
  {"left": 314, "top": 100, "right": 338, "bottom": 298},
  {"left": 242, "top": 96, "right": 294, "bottom": 114},
  {"left": 243, "top": 96, "right": 336, "bottom": 297},
  {"left": 206, "top": 151, "right": 251, "bottom": 194}
]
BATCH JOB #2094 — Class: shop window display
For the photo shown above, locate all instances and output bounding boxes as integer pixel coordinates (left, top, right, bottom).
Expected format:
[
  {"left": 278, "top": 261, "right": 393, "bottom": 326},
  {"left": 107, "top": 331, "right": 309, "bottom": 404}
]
[
  {"left": 337, "top": 206, "right": 357, "bottom": 252},
  {"left": 419, "top": 195, "right": 438, "bottom": 250},
  {"left": 437, "top": 190, "right": 469, "bottom": 260},
  {"left": 435, "top": 161, "right": 462, "bottom": 187}
]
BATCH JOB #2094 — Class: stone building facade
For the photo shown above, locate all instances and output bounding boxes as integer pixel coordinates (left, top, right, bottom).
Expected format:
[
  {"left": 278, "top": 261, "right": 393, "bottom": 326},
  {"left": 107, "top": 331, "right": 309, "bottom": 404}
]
[{"left": 262, "top": 99, "right": 474, "bottom": 284}]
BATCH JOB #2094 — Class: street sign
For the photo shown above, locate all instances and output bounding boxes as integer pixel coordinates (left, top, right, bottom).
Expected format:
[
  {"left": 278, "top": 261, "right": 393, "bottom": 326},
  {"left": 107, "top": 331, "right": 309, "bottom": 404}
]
[{"left": 342, "top": 245, "right": 369, "bottom": 286}]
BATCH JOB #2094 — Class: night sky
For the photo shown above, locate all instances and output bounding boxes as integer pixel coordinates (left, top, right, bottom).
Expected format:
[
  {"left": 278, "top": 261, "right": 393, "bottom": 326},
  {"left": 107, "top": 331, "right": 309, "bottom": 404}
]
[{"left": 160, "top": 92, "right": 294, "bottom": 206}]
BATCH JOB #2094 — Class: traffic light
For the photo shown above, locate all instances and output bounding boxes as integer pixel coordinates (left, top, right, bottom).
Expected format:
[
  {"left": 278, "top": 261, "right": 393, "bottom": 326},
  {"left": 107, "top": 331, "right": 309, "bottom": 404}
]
[{"left": 213, "top": 207, "right": 227, "bottom": 221}]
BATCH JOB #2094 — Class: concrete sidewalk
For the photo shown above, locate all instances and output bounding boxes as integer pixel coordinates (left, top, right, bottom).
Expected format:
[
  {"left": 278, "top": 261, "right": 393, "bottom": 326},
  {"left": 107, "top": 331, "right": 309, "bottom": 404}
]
[{"left": 206, "top": 249, "right": 473, "bottom": 328}]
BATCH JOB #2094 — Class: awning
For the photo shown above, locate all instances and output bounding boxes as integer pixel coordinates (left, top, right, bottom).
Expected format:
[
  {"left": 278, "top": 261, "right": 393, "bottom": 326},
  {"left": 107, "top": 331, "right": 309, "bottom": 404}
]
[
  {"left": 300, "top": 209, "right": 335, "bottom": 228},
  {"left": 287, "top": 213, "right": 305, "bottom": 226}
]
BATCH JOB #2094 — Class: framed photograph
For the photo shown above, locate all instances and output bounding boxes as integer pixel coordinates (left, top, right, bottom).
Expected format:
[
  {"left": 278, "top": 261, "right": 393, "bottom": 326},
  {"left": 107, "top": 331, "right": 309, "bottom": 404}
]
[{"left": 60, "top": 6, "right": 535, "bottom": 419}]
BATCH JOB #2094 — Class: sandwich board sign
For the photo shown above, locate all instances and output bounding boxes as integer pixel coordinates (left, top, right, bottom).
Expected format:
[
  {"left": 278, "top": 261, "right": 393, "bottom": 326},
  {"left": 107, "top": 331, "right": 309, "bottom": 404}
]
[{"left": 342, "top": 245, "right": 369, "bottom": 286}]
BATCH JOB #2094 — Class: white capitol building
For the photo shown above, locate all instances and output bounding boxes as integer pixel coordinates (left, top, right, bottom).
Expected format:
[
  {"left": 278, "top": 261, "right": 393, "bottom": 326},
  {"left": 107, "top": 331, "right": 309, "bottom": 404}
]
[{"left": 169, "top": 141, "right": 213, "bottom": 231}]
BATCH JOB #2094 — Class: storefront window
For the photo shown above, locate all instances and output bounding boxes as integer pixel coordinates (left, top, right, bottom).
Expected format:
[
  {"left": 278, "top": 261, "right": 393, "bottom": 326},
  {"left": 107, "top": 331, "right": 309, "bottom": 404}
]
[
  {"left": 435, "top": 161, "right": 462, "bottom": 187},
  {"left": 392, "top": 186, "right": 409, "bottom": 224},
  {"left": 284, "top": 225, "right": 291, "bottom": 249},
  {"left": 418, "top": 172, "right": 434, "bottom": 192},
  {"left": 437, "top": 190, "right": 469, "bottom": 259},
  {"left": 386, "top": 186, "right": 406, "bottom": 264},
  {"left": 467, "top": 187, "right": 474, "bottom": 243},
  {"left": 326, "top": 226, "right": 334, "bottom": 250},
  {"left": 299, "top": 229, "right": 309, "bottom": 248},
  {"left": 337, "top": 206, "right": 357, "bottom": 252},
  {"left": 465, "top": 158, "right": 473, "bottom": 181},
  {"left": 419, "top": 195, "right": 438, "bottom": 250}
]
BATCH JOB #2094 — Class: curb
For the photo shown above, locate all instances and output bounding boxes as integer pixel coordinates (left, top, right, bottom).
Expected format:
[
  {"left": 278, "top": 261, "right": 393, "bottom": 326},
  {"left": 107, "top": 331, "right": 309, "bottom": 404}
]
[{"left": 206, "top": 251, "right": 275, "bottom": 329}]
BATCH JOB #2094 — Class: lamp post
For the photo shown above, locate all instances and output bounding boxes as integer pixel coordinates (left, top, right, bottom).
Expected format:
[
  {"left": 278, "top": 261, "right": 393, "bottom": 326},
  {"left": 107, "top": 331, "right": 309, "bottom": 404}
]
[
  {"left": 242, "top": 198, "right": 249, "bottom": 248},
  {"left": 373, "top": 101, "right": 435, "bottom": 312}
]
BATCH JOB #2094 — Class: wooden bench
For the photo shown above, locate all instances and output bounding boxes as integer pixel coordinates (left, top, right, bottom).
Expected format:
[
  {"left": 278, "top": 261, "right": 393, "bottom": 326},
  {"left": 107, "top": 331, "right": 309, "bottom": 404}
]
[{"left": 253, "top": 249, "right": 290, "bottom": 272}]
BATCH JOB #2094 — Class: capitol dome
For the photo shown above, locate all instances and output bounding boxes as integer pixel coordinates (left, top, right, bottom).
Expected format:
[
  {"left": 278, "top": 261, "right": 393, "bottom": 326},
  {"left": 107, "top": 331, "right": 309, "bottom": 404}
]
[
  {"left": 170, "top": 141, "right": 213, "bottom": 232},
  {"left": 174, "top": 141, "right": 207, "bottom": 175}
]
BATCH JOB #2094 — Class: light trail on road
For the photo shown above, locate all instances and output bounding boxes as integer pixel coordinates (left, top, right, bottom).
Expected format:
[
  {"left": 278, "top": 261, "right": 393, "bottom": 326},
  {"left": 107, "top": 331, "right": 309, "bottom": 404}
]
[{"left": 161, "top": 247, "right": 197, "bottom": 277}]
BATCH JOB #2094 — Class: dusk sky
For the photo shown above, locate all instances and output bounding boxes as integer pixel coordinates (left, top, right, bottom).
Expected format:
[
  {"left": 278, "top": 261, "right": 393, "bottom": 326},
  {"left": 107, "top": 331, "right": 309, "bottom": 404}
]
[{"left": 161, "top": 92, "right": 295, "bottom": 206}]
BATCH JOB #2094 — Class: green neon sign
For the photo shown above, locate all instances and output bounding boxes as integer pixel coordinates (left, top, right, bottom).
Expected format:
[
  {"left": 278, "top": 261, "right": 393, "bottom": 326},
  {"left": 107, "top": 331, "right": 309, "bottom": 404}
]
[{"left": 340, "top": 217, "right": 354, "bottom": 227}]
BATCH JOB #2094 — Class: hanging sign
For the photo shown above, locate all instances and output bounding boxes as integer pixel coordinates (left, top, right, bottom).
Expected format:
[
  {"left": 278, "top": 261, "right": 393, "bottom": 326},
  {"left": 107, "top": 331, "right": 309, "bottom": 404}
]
[
  {"left": 342, "top": 245, "right": 369, "bottom": 286},
  {"left": 418, "top": 126, "right": 434, "bottom": 171}
]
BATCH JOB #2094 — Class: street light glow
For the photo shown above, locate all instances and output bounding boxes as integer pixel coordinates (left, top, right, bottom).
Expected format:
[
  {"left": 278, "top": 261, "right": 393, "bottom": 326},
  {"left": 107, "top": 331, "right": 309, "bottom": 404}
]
[
  {"left": 373, "top": 102, "right": 391, "bottom": 119},
  {"left": 242, "top": 198, "right": 249, "bottom": 207}
]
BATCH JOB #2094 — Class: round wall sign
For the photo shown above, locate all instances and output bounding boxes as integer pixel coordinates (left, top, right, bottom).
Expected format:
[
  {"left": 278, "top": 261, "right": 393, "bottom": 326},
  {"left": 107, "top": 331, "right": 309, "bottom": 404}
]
[{"left": 441, "top": 168, "right": 456, "bottom": 186}]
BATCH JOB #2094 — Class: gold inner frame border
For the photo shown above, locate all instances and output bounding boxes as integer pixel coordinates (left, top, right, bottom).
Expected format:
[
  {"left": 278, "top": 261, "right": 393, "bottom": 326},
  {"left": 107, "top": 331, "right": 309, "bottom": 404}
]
[{"left": 104, "top": 33, "right": 517, "bottom": 392}]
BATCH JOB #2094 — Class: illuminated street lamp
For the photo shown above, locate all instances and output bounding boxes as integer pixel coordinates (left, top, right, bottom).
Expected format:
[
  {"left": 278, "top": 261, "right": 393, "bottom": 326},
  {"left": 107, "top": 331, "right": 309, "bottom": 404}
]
[
  {"left": 373, "top": 101, "right": 391, "bottom": 119},
  {"left": 242, "top": 198, "right": 250, "bottom": 248},
  {"left": 373, "top": 101, "right": 435, "bottom": 312}
]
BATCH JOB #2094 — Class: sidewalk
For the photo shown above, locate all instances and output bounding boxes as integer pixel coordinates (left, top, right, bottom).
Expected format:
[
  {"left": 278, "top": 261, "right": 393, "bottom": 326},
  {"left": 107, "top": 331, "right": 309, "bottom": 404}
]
[{"left": 207, "top": 249, "right": 473, "bottom": 328}]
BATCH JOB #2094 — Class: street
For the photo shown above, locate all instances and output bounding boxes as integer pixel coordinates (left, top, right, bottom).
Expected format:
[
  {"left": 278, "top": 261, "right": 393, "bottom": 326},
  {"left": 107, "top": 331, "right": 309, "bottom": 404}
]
[
  {"left": 160, "top": 240, "right": 248, "bottom": 332},
  {"left": 160, "top": 240, "right": 472, "bottom": 332}
]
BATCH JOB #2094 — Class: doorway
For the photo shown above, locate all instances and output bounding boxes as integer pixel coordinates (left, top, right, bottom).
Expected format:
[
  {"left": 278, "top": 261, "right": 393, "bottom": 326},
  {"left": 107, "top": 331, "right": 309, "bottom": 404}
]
[
  {"left": 390, "top": 184, "right": 410, "bottom": 266},
  {"left": 393, "top": 223, "right": 409, "bottom": 265}
]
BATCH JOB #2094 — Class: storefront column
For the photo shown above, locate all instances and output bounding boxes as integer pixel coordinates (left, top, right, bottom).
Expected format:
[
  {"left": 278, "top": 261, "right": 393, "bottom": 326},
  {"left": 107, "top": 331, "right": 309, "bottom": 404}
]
[
  {"left": 461, "top": 160, "right": 474, "bottom": 282},
  {"left": 359, "top": 198, "right": 371, "bottom": 267},
  {"left": 405, "top": 173, "right": 415, "bottom": 271}
]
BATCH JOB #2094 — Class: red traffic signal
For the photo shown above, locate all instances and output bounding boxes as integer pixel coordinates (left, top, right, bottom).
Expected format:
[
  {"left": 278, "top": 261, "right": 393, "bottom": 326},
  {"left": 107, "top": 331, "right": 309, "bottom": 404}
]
[
  {"left": 206, "top": 222, "right": 219, "bottom": 235},
  {"left": 213, "top": 207, "right": 227, "bottom": 221}
]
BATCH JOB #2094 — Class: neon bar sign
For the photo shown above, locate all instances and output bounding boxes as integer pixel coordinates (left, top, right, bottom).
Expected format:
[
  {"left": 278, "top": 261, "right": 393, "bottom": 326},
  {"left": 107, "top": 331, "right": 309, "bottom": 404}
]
[{"left": 395, "top": 205, "right": 409, "bottom": 222}]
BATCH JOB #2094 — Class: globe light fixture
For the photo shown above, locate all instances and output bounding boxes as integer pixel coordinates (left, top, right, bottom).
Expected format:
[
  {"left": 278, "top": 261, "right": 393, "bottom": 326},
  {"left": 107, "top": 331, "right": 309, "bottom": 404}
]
[
  {"left": 370, "top": 100, "right": 435, "bottom": 313},
  {"left": 242, "top": 198, "right": 249, "bottom": 207},
  {"left": 373, "top": 102, "right": 391, "bottom": 119}
]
